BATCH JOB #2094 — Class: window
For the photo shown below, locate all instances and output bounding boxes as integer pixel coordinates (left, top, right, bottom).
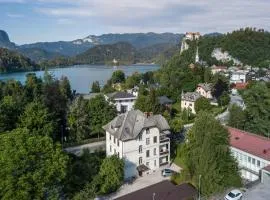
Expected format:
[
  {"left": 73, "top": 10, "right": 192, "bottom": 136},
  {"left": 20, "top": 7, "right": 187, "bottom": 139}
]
[
  {"left": 252, "top": 158, "right": 255, "bottom": 165},
  {"left": 257, "top": 160, "right": 260, "bottom": 167},
  {"left": 248, "top": 156, "right": 251, "bottom": 163},
  {"left": 146, "top": 150, "right": 150, "bottom": 157},
  {"left": 117, "top": 140, "right": 119, "bottom": 147},
  {"left": 189, "top": 103, "right": 192, "bottom": 107},
  {"left": 154, "top": 148, "right": 156, "bottom": 155},
  {"left": 138, "top": 133, "right": 142, "bottom": 141},
  {"left": 139, "top": 157, "right": 142, "bottom": 164},
  {"left": 146, "top": 162, "right": 149, "bottom": 166},
  {"left": 154, "top": 160, "right": 156, "bottom": 166},
  {"left": 146, "top": 138, "right": 150, "bottom": 145},
  {"left": 117, "top": 152, "right": 119, "bottom": 158},
  {"left": 110, "top": 145, "right": 112, "bottom": 152},
  {"left": 114, "top": 149, "right": 116, "bottom": 154},
  {"left": 146, "top": 128, "right": 150, "bottom": 134},
  {"left": 114, "top": 136, "right": 116, "bottom": 144},
  {"left": 139, "top": 145, "right": 142, "bottom": 153},
  {"left": 110, "top": 135, "right": 111, "bottom": 140},
  {"left": 153, "top": 136, "right": 157, "bottom": 143}
]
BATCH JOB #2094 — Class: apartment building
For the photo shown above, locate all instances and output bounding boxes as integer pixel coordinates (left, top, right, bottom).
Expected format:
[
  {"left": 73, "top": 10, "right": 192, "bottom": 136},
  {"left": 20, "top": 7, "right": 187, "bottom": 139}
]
[{"left": 103, "top": 110, "right": 170, "bottom": 179}]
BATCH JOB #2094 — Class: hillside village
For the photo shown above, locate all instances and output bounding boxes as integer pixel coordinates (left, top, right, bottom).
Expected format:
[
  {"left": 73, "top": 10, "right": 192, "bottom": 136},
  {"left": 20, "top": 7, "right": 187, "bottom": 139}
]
[{"left": 1, "top": 28, "right": 270, "bottom": 200}]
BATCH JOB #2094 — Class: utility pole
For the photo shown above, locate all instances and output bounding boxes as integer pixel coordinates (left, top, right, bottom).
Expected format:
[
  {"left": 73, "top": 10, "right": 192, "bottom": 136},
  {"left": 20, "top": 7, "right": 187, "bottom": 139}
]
[
  {"left": 198, "top": 174, "right": 202, "bottom": 200},
  {"left": 152, "top": 193, "right": 155, "bottom": 200}
]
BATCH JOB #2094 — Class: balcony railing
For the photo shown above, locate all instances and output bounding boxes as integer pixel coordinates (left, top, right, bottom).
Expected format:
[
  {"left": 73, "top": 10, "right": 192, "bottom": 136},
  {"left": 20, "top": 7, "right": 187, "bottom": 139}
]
[
  {"left": 160, "top": 136, "right": 170, "bottom": 143},
  {"left": 160, "top": 161, "right": 169, "bottom": 166},
  {"left": 160, "top": 150, "right": 169, "bottom": 156}
]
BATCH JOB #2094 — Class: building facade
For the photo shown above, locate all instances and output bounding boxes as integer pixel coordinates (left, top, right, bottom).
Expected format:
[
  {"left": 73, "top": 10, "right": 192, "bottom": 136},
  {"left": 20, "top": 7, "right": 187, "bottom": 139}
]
[
  {"left": 230, "top": 71, "right": 248, "bottom": 84},
  {"left": 196, "top": 83, "right": 213, "bottom": 99},
  {"left": 105, "top": 91, "right": 137, "bottom": 113},
  {"left": 103, "top": 110, "right": 170, "bottom": 179},
  {"left": 181, "top": 92, "right": 201, "bottom": 114},
  {"left": 228, "top": 127, "right": 270, "bottom": 183}
]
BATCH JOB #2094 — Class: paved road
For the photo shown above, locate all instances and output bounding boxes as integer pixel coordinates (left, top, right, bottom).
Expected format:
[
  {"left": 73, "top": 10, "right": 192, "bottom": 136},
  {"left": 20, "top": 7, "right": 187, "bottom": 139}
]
[{"left": 64, "top": 140, "right": 106, "bottom": 156}]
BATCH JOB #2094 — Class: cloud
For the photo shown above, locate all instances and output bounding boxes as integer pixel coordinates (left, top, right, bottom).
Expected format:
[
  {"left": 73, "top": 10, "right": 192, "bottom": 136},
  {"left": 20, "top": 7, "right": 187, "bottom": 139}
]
[
  {"left": 0, "top": 0, "right": 24, "bottom": 3},
  {"left": 57, "top": 18, "right": 74, "bottom": 25},
  {"left": 7, "top": 13, "right": 24, "bottom": 18},
  {"left": 33, "top": 0, "right": 270, "bottom": 34}
]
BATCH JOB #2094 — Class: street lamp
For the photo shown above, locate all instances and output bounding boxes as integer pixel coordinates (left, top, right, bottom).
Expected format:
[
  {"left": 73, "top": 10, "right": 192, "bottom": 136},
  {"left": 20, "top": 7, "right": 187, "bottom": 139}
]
[{"left": 198, "top": 174, "right": 202, "bottom": 200}]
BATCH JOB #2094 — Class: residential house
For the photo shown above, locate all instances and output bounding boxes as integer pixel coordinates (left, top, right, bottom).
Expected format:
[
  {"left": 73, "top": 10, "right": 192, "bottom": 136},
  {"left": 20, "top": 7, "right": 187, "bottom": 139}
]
[
  {"left": 116, "top": 180, "right": 197, "bottom": 200},
  {"left": 228, "top": 127, "right": 270, "bottom": 183},
  {"left": 230, "top": 70, "right": 248, "bottom": 84},
  {"left": 158, "top": 96, "right": 173, "bottom": 107},
  {"left": 103, "top": 110, "right": 171, "bottom": 179},
  {"left": 211, "top": 65, "right": 228, "bottom": 75},
  {"left": 181, "top": 92, "right": 201, "bottom": 114},
  {"left": 105, "top": 91, "right": 137, "bottom": 113},
  {"left": 196, "top": 83, "right": 213, "bottom": 99}
]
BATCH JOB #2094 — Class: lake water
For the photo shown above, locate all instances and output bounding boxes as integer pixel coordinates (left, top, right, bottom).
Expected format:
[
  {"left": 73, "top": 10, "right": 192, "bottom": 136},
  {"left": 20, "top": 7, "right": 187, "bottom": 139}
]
[{"left": 0, "top": 64, "right": 160, "bottom": 93}]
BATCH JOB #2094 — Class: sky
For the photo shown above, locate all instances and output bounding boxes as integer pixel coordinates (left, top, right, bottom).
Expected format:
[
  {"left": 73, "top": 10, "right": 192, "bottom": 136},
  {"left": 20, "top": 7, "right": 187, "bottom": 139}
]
[{"left": 1, "top": 0, "right": 270, "bottom": 44}]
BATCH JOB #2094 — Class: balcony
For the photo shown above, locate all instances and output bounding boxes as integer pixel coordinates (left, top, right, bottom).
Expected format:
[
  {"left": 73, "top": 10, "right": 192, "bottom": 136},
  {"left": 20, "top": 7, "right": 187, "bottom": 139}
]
[
  {"left": 160, "top": 161, "right": 169, "bottom": 166},
  {"left": 160, "top": 149, "right": 169, "bottom": 156},
  {"left": 160, "top": 136, "right": 170, "bottom": 143}
]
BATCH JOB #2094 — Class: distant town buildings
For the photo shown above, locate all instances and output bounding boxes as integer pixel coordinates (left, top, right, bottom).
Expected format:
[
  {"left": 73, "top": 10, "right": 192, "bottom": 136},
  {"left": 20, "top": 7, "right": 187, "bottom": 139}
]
[
  {"left": 103, "top": 110, "right": 171, "bottom": 179},
  {"left": 211, "top": 65, "right": 228, "bottom": 75},
  {"left": 230, "top": 70, "right": 248, "bottom": 84},
  {"left": 105, "top": 91, "right": 137, "bottom": 113},
  {"left": 228, "top": 127, "right": 270, "bottom": 183}
]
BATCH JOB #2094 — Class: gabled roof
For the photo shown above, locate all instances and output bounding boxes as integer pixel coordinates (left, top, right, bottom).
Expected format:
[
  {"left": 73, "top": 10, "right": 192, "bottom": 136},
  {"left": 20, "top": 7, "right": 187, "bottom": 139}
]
[
  {"left": 228, "top": 127, "right": 270, "bottom": 161},
  {"left": 158, "top": 96, "right": 173, "bottom": 105},
  {"left": 103, "top": 110, "right": 170, "bottom": 141},
  {"left": 181, "top": 92, "right": 201, "bottom": 102},
  {"left": 106, "top": 91, "right": 136, "bottom": 99},
  {"left": 197, "top": 83, "right": 212, "bottom": 92},
  {"left": 116, "top": 180, "right": 197, "bottom": 200}
]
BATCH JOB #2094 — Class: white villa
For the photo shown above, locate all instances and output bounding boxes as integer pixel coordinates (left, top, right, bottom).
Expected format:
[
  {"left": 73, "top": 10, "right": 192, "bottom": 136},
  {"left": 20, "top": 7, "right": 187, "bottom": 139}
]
[
  {"left": 181, "top": 92, "right": 201, "bottom": 114},
  {"left": 230, "top": 70, "right": 248, "bottom": 84},
  {"left": 105, "top": 91, "right": 137, "bottom": 113},
  {"left": 228, "top": 127, "right": 270, "bottom": 184},
  {"left": 103, "top": 110, "right": 171, "bottom": 179},
  {"left": 196, "top": 83, "right": 213, "bottom": 99}
]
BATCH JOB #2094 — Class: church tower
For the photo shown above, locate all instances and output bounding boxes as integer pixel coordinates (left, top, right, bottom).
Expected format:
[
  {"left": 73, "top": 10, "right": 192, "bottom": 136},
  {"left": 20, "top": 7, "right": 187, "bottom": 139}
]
[{"left": 195, "top": 46, "right": 199, "bottom": 63}]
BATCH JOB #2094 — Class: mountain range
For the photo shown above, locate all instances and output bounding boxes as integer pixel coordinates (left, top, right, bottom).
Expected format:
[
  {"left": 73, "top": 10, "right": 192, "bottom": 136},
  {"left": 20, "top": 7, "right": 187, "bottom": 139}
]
[{"left": 0, "top": 30, "right": 184, "bottom": 60}]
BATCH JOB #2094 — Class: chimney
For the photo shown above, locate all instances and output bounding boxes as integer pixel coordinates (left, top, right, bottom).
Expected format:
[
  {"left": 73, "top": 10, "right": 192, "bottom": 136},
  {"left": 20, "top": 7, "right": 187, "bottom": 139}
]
[{"left": 144, "top": 112, "right": 153, "bottom": 118}]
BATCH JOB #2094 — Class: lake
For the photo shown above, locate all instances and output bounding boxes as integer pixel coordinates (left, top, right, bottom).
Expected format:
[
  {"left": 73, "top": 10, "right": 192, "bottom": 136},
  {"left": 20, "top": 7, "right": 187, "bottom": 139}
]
[{"left": 0, "top": 64, "right": 160, "bottom": 93}]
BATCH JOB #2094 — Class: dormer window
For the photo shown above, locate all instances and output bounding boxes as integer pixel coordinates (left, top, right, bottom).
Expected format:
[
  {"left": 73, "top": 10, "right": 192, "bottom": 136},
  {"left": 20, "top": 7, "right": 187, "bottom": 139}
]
[{"left": 146, "top": 128, "right": 150, "bottom": 134}]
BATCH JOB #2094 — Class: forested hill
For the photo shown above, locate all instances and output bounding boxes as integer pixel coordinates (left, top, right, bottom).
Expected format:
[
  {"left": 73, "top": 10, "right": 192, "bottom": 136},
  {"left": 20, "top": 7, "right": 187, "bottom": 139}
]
[
  {"left": 75, "top": 42, "right": 137, "bottom": 65},
  {"left": 42, "top": 42, "right": 172, "bottom": 66},
  {"left": 199, "top": 28, "right": 270, "bottom": 67},
  {"left": 0, "top": 48, "right": 38, "bottom": 73}
]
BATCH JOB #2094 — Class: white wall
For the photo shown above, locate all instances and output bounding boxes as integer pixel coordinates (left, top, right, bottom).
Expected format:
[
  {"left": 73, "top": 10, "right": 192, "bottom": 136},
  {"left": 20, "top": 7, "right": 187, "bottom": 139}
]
[
  {"left": 181, "top": 100, "right": 196, "bottom": 114},
  {"left": 230, "top": 147, "right": 270, "bottom": 181},
  {"left": 115, "top": 98, "right": 136, "bottom": 113}
]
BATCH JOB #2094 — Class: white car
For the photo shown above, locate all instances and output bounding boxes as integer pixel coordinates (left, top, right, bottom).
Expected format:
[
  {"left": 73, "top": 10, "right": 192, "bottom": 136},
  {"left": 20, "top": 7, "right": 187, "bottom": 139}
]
[{"left": 224, "top": 189, "right": 243, "bottom": 200}]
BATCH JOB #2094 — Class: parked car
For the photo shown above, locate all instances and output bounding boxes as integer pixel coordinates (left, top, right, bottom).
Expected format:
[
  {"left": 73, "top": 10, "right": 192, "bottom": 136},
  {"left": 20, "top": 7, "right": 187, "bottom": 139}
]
[
  {"left": 224, "top": 189, "right": 243, "bottom": 200},
  {"left": 161, "top": 168, "right": 173, "bottom": 177}
]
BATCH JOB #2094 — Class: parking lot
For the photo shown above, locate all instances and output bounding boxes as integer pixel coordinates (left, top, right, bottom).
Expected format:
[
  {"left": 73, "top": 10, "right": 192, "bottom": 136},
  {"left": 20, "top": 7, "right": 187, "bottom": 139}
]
[{"left": 243, "top": 183, "right": 270, "bottom": 200}]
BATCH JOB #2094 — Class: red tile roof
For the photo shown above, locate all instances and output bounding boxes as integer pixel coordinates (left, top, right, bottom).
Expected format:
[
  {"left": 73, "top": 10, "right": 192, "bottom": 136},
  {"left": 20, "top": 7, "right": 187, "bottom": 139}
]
[
  {"left": 234, "top": 83, "right": 248, "bottom": 90},
  {"left": 228, "top": 127, "right": 270, "bottom": 161}
]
